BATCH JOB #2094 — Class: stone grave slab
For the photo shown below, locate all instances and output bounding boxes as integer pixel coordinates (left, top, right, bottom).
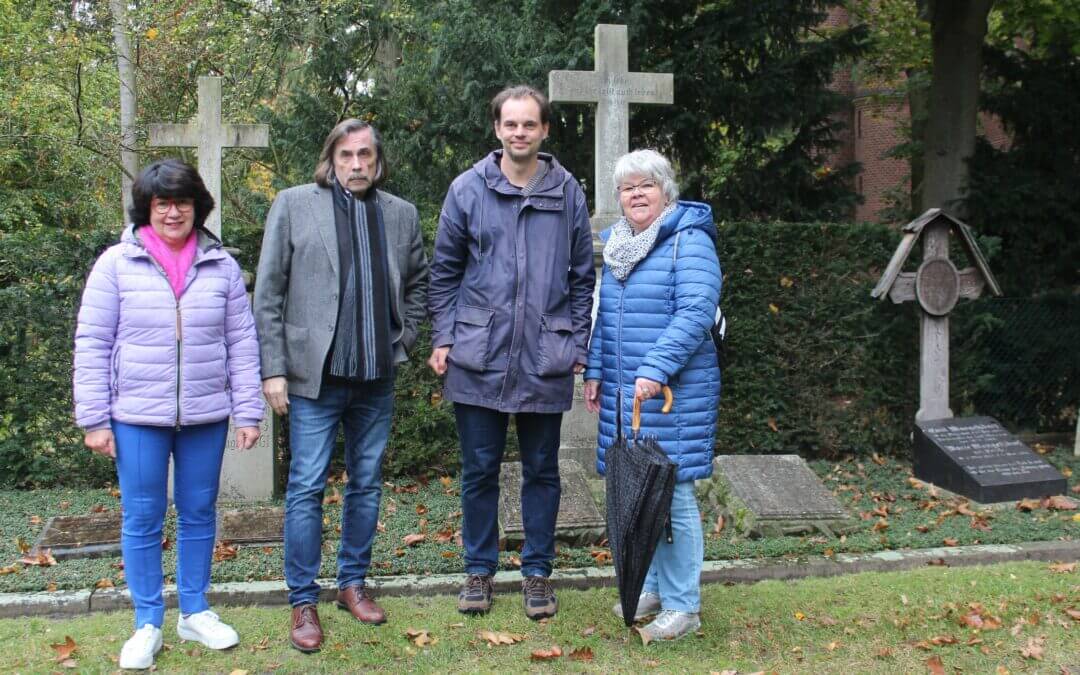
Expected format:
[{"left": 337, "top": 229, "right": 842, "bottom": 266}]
[
  {"left": 914, "top": 416, "right": 1067, "bottom": 503},
  {"left": 33, "top": 512, "right": 122, "bottom": 560},
  {"left": 701, "top": 455, "right": 855, "bottom": 538},
  {"left": 217, "top": 506, "right": 284, "bottom": 546},
  {"left": 498, "top": 459, "right": 605, "bottom": 547}
]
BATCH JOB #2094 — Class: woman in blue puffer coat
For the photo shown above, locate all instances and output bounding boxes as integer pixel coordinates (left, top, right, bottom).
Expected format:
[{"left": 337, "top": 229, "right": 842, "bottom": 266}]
[{"left": 584, "top": 149, "right": 721, "bottom": 642}]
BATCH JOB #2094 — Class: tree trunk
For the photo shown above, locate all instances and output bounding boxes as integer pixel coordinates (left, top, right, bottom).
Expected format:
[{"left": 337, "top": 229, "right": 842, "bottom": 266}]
[
  {"left": 109, "top": 0, "right": 138, "bottom": 221},
  {"left": 920, "top": 0, "right": 993, "bottom": 218}
]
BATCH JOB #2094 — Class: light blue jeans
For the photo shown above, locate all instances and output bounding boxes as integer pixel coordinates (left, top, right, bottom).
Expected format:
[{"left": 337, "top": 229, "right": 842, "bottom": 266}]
[
  {"left": 113, "top": 419, "right": 228, "bottom": 629},
  {"left": 642, "top": 481, "right": 703, "bottom": 613}
]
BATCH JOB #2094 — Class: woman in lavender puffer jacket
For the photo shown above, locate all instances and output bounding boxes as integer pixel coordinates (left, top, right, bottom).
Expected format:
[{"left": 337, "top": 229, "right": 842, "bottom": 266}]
[{"left": 73, "top": 159, "right": 263, "bottom": 669}]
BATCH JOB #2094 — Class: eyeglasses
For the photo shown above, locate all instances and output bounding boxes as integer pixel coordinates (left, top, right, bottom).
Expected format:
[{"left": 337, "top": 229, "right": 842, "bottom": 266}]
[
  {"left": 617, "top": 179, "right": 660, "bottom": 195},
  {"left": 151, "top": 198, "right": 195, "bottom": 214}
]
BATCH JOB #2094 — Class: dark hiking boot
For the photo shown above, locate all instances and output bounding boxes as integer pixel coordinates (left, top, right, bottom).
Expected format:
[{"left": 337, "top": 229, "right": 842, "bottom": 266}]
[
  {"left": 522, "top": 575, "right": 557, "bottom": 620},
  {"left": 458, "top": 574, "right": 494, "bottom": 614}
]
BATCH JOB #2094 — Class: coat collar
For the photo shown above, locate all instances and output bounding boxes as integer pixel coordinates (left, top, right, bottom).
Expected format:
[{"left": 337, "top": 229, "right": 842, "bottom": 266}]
[{"left": 120, "top": 223, "right": 226, "bottom": 264}]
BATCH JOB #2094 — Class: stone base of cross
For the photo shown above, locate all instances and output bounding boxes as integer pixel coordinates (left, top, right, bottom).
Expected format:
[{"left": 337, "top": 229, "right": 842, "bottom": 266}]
[{"left": 549, "top": 24, "right": 673, "bottom": 235}]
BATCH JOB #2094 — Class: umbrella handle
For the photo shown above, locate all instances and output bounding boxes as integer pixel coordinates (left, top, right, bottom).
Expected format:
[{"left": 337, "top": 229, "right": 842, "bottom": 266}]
[{"left": 632, "top": 386, "right": 674, "bottom": 434}]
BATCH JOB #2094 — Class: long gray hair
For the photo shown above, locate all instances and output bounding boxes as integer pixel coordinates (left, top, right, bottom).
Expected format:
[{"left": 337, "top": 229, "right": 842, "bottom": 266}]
[{"left": 313, "top": 118, "right": 387, "bottom": 188}]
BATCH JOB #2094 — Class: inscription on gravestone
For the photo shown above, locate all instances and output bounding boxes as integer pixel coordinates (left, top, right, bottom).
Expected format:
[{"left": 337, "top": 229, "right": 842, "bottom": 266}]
[
  {"left": 217, "top": 506, "right": 284, "bottom": 545},
  {"left": 498, "top": 459, "right": 605, "bottom": 547},
  {"left": 914, "top": 416, "right": 1067, "bottom": 503},
  {"left": 33, "top": 512, "right": 122, "bottom": 560}
]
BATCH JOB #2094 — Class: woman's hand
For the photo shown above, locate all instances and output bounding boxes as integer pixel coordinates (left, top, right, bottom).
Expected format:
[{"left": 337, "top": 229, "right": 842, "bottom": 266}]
[
  {"left": 634, "top": 377, "right": 662, "bottom": 401},
  {"left": 235, "top": 426, "right": 260, "bottom": 451},
  {"left": 85, "top": 429, "right": 116, "bottom": 459},
  {"left": 584, "top": 379, "right": 601, "bottom": 413}
]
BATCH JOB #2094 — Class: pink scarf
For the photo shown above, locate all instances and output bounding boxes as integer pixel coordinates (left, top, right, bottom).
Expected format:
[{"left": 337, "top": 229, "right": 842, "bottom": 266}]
[{"left": 138, "top": 226, "right": 198, "bottom": 299}]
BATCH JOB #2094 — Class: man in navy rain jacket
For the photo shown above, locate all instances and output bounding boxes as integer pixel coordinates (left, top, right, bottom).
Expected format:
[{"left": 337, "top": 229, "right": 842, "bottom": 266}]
[{"left": 427, "top": 85, "right": 595, "bottom": 620}]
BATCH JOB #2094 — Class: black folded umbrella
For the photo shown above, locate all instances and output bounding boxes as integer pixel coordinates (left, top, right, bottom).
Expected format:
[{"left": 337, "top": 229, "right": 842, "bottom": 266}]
[{"left": 605, "top": 387, "right": 678, "bottom": 627}]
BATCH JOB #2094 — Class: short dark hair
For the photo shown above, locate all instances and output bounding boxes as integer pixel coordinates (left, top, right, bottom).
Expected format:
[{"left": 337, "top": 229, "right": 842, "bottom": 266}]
[
  {"left": 129, "top": 159, "right": 215, "bottom": 230},
  {"left": 490, "top": 85, "right": 551, "bottom": 125},
  {"left": 313, "top": 118, "right": 387, "bottom": 188}
]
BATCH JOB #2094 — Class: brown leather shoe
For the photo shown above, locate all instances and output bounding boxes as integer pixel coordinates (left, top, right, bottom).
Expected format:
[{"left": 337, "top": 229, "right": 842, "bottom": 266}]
[
  {"left": 289, "top": 604, "right": 322, "bottom": 652},
  {"left": 337, "top": 585, "right": 387, "bottom": 625}
]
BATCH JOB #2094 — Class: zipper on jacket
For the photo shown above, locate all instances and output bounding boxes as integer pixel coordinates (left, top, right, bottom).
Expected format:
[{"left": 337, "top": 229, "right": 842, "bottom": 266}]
[{"left": 175, "top": 303, "right": 182, "bottom": 430}]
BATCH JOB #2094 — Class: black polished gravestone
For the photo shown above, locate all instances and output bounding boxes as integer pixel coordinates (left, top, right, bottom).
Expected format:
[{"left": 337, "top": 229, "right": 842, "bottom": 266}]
[{"left": 914, "top": 416, "right": 1067, "bottom": 503}]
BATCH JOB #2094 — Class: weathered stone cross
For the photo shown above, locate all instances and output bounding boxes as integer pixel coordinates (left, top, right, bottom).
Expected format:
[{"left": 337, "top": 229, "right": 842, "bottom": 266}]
[
  {"left": 149, "top": 76, "right": 269, "bottom": 238},
  {"left": 549, "top": 24, "right": 673, "bottom": 231}
]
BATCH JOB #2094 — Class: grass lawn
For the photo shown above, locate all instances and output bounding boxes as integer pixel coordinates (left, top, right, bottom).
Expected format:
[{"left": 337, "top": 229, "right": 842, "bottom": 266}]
[
  {"left": 1, "top": 561, "right": 1078, "bottom": 672},
  {"left": 0, "top": 450, "right": 1077, "bottom": 593}
]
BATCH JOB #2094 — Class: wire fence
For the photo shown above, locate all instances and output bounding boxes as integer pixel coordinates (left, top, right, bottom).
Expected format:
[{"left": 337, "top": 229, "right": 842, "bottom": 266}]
[{"left": 951, "top": 294, "right": 1080, "bottom": 434}]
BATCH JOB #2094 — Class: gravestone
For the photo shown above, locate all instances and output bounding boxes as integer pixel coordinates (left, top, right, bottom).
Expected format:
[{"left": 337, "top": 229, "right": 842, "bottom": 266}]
[
  {"left": 33, "top": 512, "right": 122, "bottom": 560},
  {"left": 700, "top": 455, "right": 855, "bottom": 538},
  {"left": 150, "top": 76, "right": 276, "bottom": 502},
  {"left": 549, "top": 24, "right": 674, "bottom": 231},
  {"left": 217, "top": 506, "right": 284, "bottom": 545},
  {"left": 498, "top": 459, "right": 606, "bottom": 547},
  {"left": 914, "top": 416, "right": 1067, "bottom": 503}
]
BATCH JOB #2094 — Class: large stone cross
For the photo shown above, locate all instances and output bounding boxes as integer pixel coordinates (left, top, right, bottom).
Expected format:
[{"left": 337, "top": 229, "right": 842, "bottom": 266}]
[
  {"left": 549, "top": 24, "right": 673, "bottom": 230},
  {"left": 149, "top": 76, "right": 269, "bottom": 238}
]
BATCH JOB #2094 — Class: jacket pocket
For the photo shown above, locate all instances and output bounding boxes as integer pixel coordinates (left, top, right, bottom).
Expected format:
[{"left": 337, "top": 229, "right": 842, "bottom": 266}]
[
  {"left": 219, "top": 342, "right": 230, "bottom": 392},
  {"left": 448, "top": 305, "right": 494, "bottom": 372},
  {"left": 533, "top": 313, "right": 576, "bottom": 377},
  {"left": 284, "top": 322, "right": 309, "bottom": 379}
]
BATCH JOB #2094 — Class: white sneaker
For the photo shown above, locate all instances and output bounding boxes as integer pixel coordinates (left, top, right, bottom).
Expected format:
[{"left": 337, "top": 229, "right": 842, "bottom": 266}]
[
  {"left": 638, "top": 609, "right": 701, "bottom": 642},
  {"left": 613, "top": 591, "right": 661, "bottom": 621},
  {"left": 119, "top": 624, "right": 163, "bottom": 670},
  {"left": 177, "top": 610, "right": 239, "bottom": 650}
]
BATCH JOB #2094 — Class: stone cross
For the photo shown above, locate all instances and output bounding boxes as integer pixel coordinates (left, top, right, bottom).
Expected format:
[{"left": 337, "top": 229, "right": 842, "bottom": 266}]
[
  {"left": 872, "top": 209, "right": 1002, "bottom": 422},
  {"left": 549, "top": 24, "right": 673, "bottom": 230},
  {"left": 149, "top": 76, "right": 269, "bottom": 238}
]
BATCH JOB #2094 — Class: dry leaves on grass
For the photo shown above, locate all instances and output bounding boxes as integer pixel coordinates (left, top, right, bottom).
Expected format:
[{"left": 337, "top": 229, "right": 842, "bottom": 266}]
[
  {"left": 1048, "top": 561, "right": 1077, "bottom": 573},
  {"left": 20, "top": 549, "right": 56, "bottom": 567},
  {"left": 1064, "top": 608, "right": 1080, "bottom": 621},
  {"left": 874, "top": 647, "right": 894, "bottom": 658},
  {"left": 433, "top": 526, "right": 455, "bottom": 542},
  {"left": 405, "top": 629, "right": 437, "bottom": 647},
  {"left": 323, "top": 487, "right": 342, "bottom": 505},
  {"left": 212, "top": 541, "right": 238, "bottom": 562},
  {"left": 402, "top": 533, "right": 426, "bottom": 547},
  {"left": 568, "top": 646, "right": 594, "bottom": 661},
  {"left": 925, "top": 655, "right": 945, "bottom": 675},
  {"left": 942, "top": 538, "right": 959, "bottom": 547},
  {"left": 0, "top": 564, "right": 20, "bottom": 575},
  {"left": 530, "top": 645, "right": 562, "bottom": 661},
  {"left": 94, "top": 578, "right": 114, "bottom": 589},
  {"left": 479, "top": 630, "right": 526, "bottom": 646},
  {"left": 589, "top": 549, "right": 612, "bottom": 565},
  {"left": 50, "top": 635, "right": 77, "bottom": 663},
  {"left": 1020, "top": 636, "right": 1045, "bottom": 660},
  {"left": 415, "top": 503, "right": 429, "bottom": 516}
]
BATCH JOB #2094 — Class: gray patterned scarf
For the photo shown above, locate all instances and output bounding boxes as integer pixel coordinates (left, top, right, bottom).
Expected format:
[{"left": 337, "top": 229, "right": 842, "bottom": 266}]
[{"left": 603, "top": 202, "right": 677, "bottom": 281}]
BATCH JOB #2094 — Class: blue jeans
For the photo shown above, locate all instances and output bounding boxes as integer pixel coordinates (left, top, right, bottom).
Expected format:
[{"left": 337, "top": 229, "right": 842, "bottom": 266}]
[
  {"left": 643, "top": 481, "right": 703, "bottom": 613},
  {"left": 284, "top": 377, "right": 394, "bottom": 606},
  {"left": 454, "top": 404, "right": 562, "bottom": 578},
  {"left": 112, "top": 419, "right": 228, "bottom": 629}
]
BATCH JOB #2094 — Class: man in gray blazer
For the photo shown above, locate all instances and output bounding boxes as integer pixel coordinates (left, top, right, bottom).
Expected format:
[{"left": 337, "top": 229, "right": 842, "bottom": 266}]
[{"left": 254, "top": 119, "right": 428, "bottom": 652}]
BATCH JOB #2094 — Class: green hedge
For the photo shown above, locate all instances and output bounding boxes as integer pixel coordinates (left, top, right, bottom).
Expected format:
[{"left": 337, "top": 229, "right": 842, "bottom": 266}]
[{"left": 4, "top": 220, "right": 1072, "bottom": 487}]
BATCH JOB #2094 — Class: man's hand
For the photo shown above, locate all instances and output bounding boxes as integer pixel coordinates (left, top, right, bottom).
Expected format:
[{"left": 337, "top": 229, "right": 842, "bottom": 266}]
[
  {"left": 427, "top": 346, "right": 450, "bottom": 376},
  {"left": 573, "top": 362, "right": 585, "bottom": 374},
  {"left": 235, "top": 426, "right": 260, "bottom": 450},
  {"left": 634, "top": 377, "right": 662, "bottom": 401},
  {"left": 85, "top": 429, "right": 116, "bottom": 459},
  {"left": 263, "top": 376, "right": 289, "bottom": 416},
  {"left": 584, "top": 379, "right": 600, "bottom": 413}
]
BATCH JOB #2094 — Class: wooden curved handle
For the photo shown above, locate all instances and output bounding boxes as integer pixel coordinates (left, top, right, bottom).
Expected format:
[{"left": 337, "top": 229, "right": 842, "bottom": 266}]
[{"left": 632, "top": 386, "right": 674, "bottom": 434}]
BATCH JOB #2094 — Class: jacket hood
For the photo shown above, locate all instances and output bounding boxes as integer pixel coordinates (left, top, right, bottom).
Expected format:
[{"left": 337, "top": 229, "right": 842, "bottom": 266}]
[
  {"left": 472, "top": 151, "right": 571, "bottom": 197},
  {"left": 599, "top": 200, "right": 716, "bottom": 243},
  {"left": 121, "top": 223, "right": 225, "bottom": 258}
]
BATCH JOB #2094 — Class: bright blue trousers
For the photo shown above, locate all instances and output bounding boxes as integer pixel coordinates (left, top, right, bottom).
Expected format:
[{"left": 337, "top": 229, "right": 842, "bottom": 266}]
[{"left": 112, "top": 419, "right": 228, "bottom": 628}]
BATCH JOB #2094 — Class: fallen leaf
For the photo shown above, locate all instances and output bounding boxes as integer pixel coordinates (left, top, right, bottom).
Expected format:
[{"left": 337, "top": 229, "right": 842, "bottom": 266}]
[
  {"left": 794, "top": 611, "right": 806, "bottom": 621},
  {"left": 568, "top": 646, "right": 594, "bottom": 661},
  {"left": 1049, "top": 562, "right": 1076, "bottom": 573},
  {"left": 943, "top": 538, "right": 959, "bottom": 547},
  {"left": 212, "top": 541, "right": 238, "bottom": 562},
  {"left": 767, "top": 417, "right": 779, "bottom": 432},
  {"left": 29, "top": 515, "right": 42, "bottom": 525},
  {"left": 15, "top": 538, "right": 30, "bottom": 554},
  {"left": 479, "top": 630, "right": 526, "bottom": 646},
  {"left": 580, "top": 626, "right": 596, "bottom": 637},
  {"left": 871, "top": 452, "right": 886, "bottom": 466},
  {"left": 434, "top": 526, "right": 454, "bottom": 542},
  {"left": 768, "top": 303, "right": 780, "bottom": 315},
  {"left": 405, "top": 628, "right": 437, "bottom": 647},
  {"left": 161, "top": 535, "right": 172, "bottom": 551},
  {"left": 228, "top": 670, "right": 249, "bottom": 675},
  {"left": 415, "top": 503, "right": 429, "bottom": 516},
  {"left": 1044, "top": 495, "right": 1077, "bottom": 510},
  {"left": 261, "top": 546, "right": 274, "bottom": 554},
  {"left": 589, "top": 549, "right": 612, "bottom": 565},
  {"left": 507, "top": 554, "right": 522, "bottom": 568},
  {"left": 46, "top": 581, "right": 57, "bottom": 591},
  {"left": 440, "top": 551, "right": 457, "bottom": 559},
  {"left": 825, "top": 640, "right": 840, "bottom": 651},
  {"left": 916, "top": 524, "right": 931, "bottom": 533},
  {"left": 1020, "top": 636, "right": 1045, "bottom": 660},
  {"left": 402, "top": 533, "right": 426, "bottom": 546},
  {"left": 94, "top": 578, "right": 114, "bottom": 589},
  {"left": 872, "top": 517, "right": 890, "bottom": 532},
  {"left": 908, "top": 477, "right": 925, "bottom": 490},
  {"left": 927, "top": 558, "right": 948, "bottom": 567},
  {"left": 323, "top": 487, "right": 342, "bottom": 505},
  {"left": 636, "top": 626, "right": 653, "bottom": 646},
  {"left": 530, "top": 645, "right": 562, "bottom": 660},
  {"left": 779, "top": 276, "right": 794, "bottom": 288},
  {"left": 929, "top": 635, "right": 957, "bottom": 646},
  {"left": 875, "top": 646, "right": 893, "bottom": 658},
  {"left": 50, "top": 635, "right": 78, "bottom": 662},
  {"left": 1017, "top": 498, "right": 1041, "bottom": 512},
  {"left": 60, "top": 658, "right": 77, "bottom": 669},
  {"left": 713, "top": 514, "right": 725, "bottom": 534},
  {"left": 90, "top": 504, "right": 107, "bottom": 513},
  {"left": 1064, "top": 608, "right": 1080, "bottom": 621},
  {"left": 58, "top": 500, "right": 71, "bottom": 510},
  {"left": 249, "top": 636, "right": 270, "bottom": 652},
  {"left": 20, "top": 549, "right": 57, "bottom": 567},
  {"left": 925, "top": 654, "right": 945, "bottom": 675}
]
